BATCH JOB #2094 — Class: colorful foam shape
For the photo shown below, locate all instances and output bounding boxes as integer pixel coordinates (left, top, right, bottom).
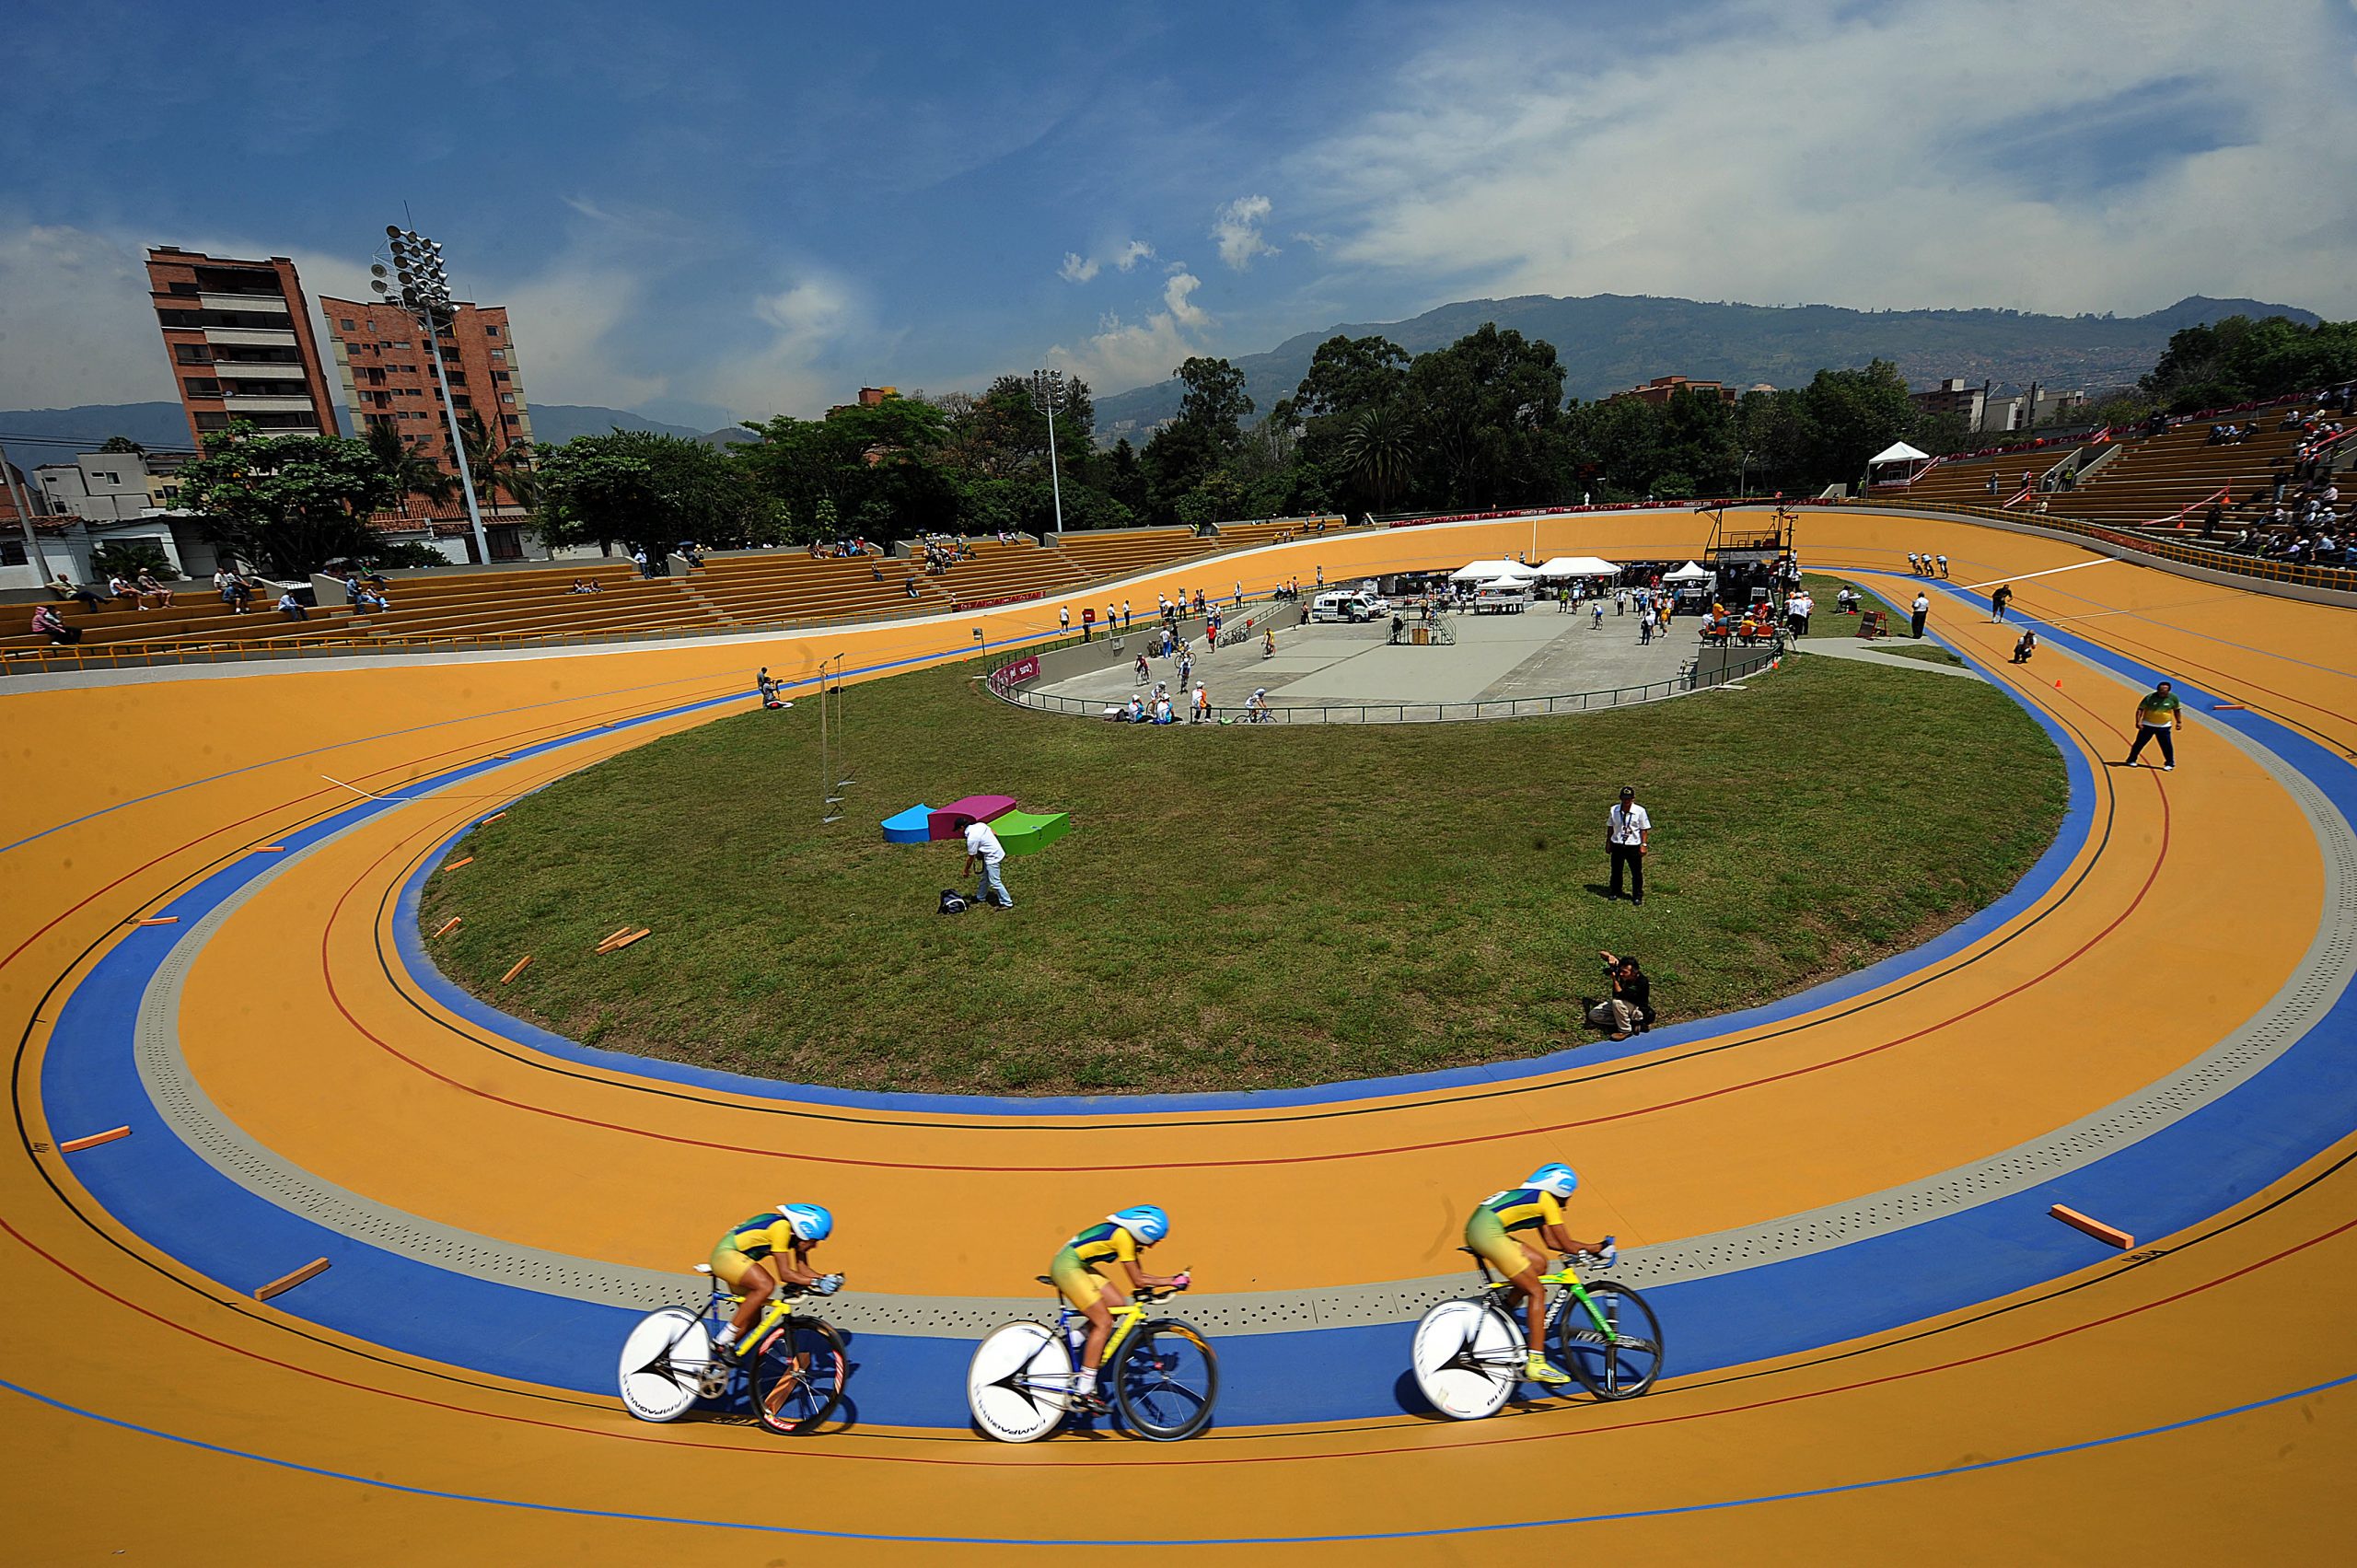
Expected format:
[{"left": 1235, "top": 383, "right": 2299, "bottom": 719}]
[
  {"left": 928, "top": 796, "right": 1019, "bottom": 841},
  {"left": 991, "top": 809, "right": 1072, "bottom": 856},
  {"left": 880, "top": 804, "right": 935, "bottom": 844}
]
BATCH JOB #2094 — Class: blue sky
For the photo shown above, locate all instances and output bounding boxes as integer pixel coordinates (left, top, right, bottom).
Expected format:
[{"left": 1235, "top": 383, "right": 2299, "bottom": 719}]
[{"left": 4, "top": 0, "right": 2353, "bottom": 424}]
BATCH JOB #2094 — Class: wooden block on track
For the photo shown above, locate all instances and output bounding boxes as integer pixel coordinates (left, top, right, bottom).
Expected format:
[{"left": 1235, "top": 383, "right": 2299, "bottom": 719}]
[
  {"left": 60, "top": 1126, "right": 132, "bottom": 1153},
  {"left": 255, "top": 1257, "right": 331, "bottom": 1302},
  {"left": 500, "top": 955, "right": 533, "bottom": 984},
  {"left": 2049, "top": 1202, "right": 2133, "bottom": 1249}
]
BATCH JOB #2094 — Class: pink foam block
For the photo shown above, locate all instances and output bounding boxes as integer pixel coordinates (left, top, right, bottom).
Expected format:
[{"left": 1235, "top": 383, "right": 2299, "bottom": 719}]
[{"left": 929, "top": 796, "right": 1019, "bottom": 840}]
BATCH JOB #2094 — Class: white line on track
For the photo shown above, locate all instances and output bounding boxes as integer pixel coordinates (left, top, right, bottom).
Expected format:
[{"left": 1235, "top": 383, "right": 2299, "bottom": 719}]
[
  {"left": 1960, "top": 559, "right": 2119, "bottom": 592},
  {"left": 320, "top": 773, "right": 412, "bottom": 801}
]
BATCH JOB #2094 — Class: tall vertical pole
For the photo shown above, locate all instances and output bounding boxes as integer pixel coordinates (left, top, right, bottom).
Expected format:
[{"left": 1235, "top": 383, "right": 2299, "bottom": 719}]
[
  {"left": 0, "top": 438, "right": 53, "bottom": 583},
  {"left": 831, "top": 653, "right": 853, "bottom": 789},
  {"left": 424, "top": 320, "right": 490, "bottom": 564}
]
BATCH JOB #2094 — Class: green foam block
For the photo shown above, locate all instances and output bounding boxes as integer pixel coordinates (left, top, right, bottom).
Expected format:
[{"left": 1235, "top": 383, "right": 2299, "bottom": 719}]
[{"left": 991, "top": 809, "right": 1072, "bottom": 856}]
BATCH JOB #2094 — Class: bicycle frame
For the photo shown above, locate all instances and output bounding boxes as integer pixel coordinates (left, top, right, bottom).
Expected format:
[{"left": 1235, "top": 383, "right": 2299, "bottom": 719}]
[
  {"left": 1469, "top": 1255, "right": 1620, "bottom": 1344},
  {"left": 1053, "top": 1295, "right": 1151, "bottom": 1365}
]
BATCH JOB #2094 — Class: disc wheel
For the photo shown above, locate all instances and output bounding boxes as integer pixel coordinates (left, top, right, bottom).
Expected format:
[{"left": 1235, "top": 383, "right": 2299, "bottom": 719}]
[
  {"left": 1411, "top": 1298, "right": 1520, "bottom": 1420},
  {"left": 1554, "top": 1281, "right": 1664, "bottom": 1400},
  {"left": 748, "top": 1316, "right": 848, "bottom": 1434},
  {"left": 1112, "top": 1318, "right": 1219, "bottom": 1441},
  {"left": 616, "top": 1307, "right": 711, "bottom": 1423},
  {"left": 967, "top": 1321, "right": 1073, "bottom": 1443}
]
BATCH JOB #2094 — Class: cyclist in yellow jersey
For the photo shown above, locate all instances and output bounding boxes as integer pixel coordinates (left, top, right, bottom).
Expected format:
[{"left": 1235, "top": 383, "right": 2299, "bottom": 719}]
[
  {"left": 1051, "top": 1205, "right": 1185, "bottom": 1411},
  {"left": 708, "top": 1202, "right": 841, "bottom": 1361},
  {"left": 1466, "top": 1164, "right": 1610, "bottom": 1384}
]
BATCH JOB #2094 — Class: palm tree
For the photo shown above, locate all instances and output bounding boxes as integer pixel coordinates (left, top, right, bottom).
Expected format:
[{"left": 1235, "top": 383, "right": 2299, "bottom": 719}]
[
  {"left": 457, "top": 411, "right": 537, "bottom": 510},
  {"left": 1339, "top": 403, "right": 1419, "bottom": 513},
  {"left": 365, "top": 422, "right": 455, "bottom": 516}
]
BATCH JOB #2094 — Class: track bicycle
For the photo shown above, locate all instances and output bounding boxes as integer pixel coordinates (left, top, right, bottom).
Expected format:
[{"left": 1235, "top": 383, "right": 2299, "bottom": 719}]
[
  {"left": 616, "top": 1262, "right": 849, "bottom": 1434},
  {"left": 1410, "top": 1239, "right": 1664, "bottom": 1420},
  {"left": 967, "top": 1275, "right": 1218, "bottom": 1443}
]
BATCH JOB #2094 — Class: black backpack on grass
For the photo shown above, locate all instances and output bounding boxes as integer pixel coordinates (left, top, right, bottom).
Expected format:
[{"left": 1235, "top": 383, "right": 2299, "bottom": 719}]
[{"left": 938, "top": 889, "right": 970, "bottom": 914}]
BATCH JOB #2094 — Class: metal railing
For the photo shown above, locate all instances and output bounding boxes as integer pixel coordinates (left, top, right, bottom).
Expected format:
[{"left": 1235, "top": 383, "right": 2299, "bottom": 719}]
[{"left": 984, "top": 640, "right": 1783, "bottom": 726}]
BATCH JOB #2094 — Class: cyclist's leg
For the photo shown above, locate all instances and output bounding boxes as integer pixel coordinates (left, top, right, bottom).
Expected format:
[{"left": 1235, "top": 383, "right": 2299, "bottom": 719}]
[
  {"left": 1465, "top": 1209, "right": 1549, "bottom": 1353},
  {"left": 709, "top": 1243, "right": 774, "bottom": 1352},
  {"left": 1051, "top": 1249, "right": 1114, "bottom": 1387}
]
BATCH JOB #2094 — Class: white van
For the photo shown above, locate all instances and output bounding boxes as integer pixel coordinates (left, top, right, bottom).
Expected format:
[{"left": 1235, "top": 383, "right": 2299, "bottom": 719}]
[
  {"left": 1471, "top": 584, "right": 1531, "bottom": 613},
  {"left": 1310, "top": 590, "right": 1377, "bottom": 623}
]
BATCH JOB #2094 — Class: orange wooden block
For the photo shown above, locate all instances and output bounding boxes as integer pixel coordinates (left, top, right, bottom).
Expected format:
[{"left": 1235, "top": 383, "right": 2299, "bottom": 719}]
[
  {"left": 595, "top": 923, "right": 634, "bottom": 949},
  {"left": 500, "top": 956, "right": 533, "bottom": 984},
  {"left": 433, "top": 916, "right": 462, "bottom": 938},
  {"left": 604, "top": 928, "right": 652, "bottom": 953},
  {"left": 2049, "top": 1202, "right": 2133, "bottom": 1249},
  {"left": 481, "top": 811, "right": 507, "bottom": 823},
  {"left": 255, "top": 844, "right": 287, "bottom": 853},
  {"left": 60, "top": 1126, "right": 132, "bottom": 1153},
  {"left": 134, "top": 916, "right": 180, "bottom": 927},
  {"left": 255, "top": 1257, "right": 331, "bottom": 1302},
  {"left": 2212, "top": 703, "right": 2247, "bottom": 711},
  {"left": 444, "top": 856, "right": 475, "bottom": 871}
]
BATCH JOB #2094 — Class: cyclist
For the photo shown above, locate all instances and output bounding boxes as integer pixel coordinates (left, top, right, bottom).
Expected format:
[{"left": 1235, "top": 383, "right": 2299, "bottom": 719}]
[
  {"left": 1052, "top": 1205, "right": 1187, "bottom": 1411},
  {"left": 1466, "top": 1164, "right": 1611, "bottom": 1385},
  {"left": 709, "top": 1203, "right": 842, "bottom": 1361}
]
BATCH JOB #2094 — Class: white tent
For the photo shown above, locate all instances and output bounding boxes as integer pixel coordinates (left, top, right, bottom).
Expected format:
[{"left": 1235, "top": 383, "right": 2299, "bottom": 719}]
[
  {"left": 1868, "top": 441, "right": 1931, "bottom": 466},
  {"left": 1449, "top": 559, "right": 1537, "bottom": 583},
  {"left": 1662, "top": 561, "right": 1713, "bottom": 582},
  {"left": 1535, "top": 555, "right": 1620, "bottom": 578}
]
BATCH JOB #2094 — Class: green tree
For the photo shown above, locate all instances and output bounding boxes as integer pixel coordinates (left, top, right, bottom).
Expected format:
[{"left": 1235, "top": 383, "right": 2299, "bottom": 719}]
[
  {"left": 178, "top": 423, "right": 397, "bottom": 576},
  {"left": 457, "top": 411, "right": 538, "bottom": 510},
  {"left": 736, "top": 394, "right": 960, "bottom": 540},
  {"left": 99, "top": 435, "right": 146, "bottom": 455},
  {"left": 1142, "top": 357, "right": 1255, "bottom": 522},
  {"left": 1400, "top": 323, "right": 1566, "bottom": 507},
  {"left": 1275, "top": 334, "right": 1410, "bottom": 425},
  {"left": 366, "top": 422, "right": 455, "bottom": 515},
  {"left": 1336, "top": 403, "right": 1419, "bottom": 512},
  {"left": 1800, "top": 359, "right": 1918, "bottom": 487},
  {"left": 92, "top": 539, "right": 176, "bottom": 580},
  {"left": 537, "top": 429, "right": 757, "bottom": 557}
]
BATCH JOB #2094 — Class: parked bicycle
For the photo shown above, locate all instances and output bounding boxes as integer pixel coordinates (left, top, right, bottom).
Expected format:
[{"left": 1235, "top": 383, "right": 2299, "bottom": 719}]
[
  {"left": 1410, "top": 1239, "right": 1662, "bottom": 1420},
  {"left": 617, "top": 1261, "right": 849, "bottom": 1434},
  {"left": 967, "top": 1276, "right": 1217, "bottom": 1442}
]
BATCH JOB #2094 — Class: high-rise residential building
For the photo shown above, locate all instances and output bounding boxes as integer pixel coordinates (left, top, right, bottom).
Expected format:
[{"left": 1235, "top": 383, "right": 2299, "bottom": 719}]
[
  {"left": 320, "top": 295, "right": 533, "bottom": 488},
  {"left": 145, "top": 248, "right": 340, "bottom": 445}
]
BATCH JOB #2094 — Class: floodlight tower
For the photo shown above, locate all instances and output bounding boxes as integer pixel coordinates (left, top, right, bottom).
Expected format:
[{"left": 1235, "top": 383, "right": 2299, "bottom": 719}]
[
  {"left": 372, "top": 225, "right": 489, "bottom": 564},
  {"left": 1029, "top": 368, "right": 1067, "bottom": 537}
]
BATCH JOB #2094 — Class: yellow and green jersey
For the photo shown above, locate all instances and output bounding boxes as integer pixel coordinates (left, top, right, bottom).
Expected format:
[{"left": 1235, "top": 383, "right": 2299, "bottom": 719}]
[{"left": 2136, "top": 691, "right": 2182, "bottom": 728}]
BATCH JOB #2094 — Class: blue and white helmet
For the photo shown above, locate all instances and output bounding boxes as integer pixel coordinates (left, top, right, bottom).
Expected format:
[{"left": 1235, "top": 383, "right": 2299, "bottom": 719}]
[
  {"left": 779, "top": 1202, "right": 833, "bottom": 1243},
  {"left": 1524, "top": 1163, "right": 1580, "bottom": 1200},
  {"left": 1108, "top": 1205, "right": 1170, "bottom": 1245}
]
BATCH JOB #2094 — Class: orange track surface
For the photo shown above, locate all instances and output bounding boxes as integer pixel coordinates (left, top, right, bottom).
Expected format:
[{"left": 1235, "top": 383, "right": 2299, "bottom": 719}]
[{"left": 6, "top": 509, "right": 2356, "bottom": 1562}]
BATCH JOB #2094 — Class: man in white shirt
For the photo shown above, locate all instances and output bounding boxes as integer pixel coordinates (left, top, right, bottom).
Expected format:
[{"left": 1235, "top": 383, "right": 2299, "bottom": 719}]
[
  {"left": 1910, "top": 590, "right": 1931, "bottom": 639},
  {"left": 961, "top": 817, "right": 1013, "bottom": 910},
  {"left": 1608, "top": 785, "right": 1652, "bottom": 905}
]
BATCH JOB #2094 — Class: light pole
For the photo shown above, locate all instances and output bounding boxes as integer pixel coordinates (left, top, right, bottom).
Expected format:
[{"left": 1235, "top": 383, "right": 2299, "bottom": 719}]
[
  {"left": 1029, "top": 368, "right": 1067, "bottom": 537},
  {"left": 372, "top": 225, "right": 490, "bottom": 565}
]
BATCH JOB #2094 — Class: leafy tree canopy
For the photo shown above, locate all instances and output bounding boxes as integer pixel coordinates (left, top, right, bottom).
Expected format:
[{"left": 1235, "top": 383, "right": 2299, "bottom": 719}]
[
  {"left": 177, "top": 422, "right": 397, "bottom": 576},
  {"left": 536, "top": 429, "right": 761, "bottom": 554}
]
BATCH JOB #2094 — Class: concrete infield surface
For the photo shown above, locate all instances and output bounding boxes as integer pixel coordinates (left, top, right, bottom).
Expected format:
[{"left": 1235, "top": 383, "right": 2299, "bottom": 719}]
[{"left": 6, "top": 505, "right": 2357, "bottom": 1563}]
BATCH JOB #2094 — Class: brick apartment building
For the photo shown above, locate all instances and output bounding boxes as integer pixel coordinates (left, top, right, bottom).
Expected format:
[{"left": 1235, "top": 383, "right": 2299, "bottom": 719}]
[
  {"left": 145, "top": 248, "right": 341, "bottom": 446},
  {"left": 1608, "top": 374, "right": 1737, "bottom": 408},
  {"left": 320, "top": 295, "right": 535, "bottom": 496}
]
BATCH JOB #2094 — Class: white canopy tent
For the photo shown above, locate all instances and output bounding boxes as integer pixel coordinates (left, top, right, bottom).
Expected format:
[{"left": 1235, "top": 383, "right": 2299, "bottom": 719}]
[
  {"left": 1867, "top": 441, "right": 1933, "bottom": 485},
  {"left": 1662, "top": 561, "right": 1713, "bottom": 582},
  {"left": 1868, "top": 441, "right": 1931, "bottom": 466},
  {"left": 1534, "top": 555, "right": 1620, "bottom": 578},
  {"left": 1449, "top": 559, "right": 1537, "bottom": 583}
]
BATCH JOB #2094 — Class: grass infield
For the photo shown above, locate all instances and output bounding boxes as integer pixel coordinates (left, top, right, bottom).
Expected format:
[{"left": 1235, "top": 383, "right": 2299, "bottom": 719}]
[{"left": 422, "top": 645, "right": 2065, "bottom": 1096}]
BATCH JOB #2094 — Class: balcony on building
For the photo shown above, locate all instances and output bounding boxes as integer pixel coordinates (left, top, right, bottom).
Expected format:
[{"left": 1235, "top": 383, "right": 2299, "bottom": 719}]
[
  {"left": 196, "top": 292, "right": 289, "bottom": 314},
  {"left": 203, "top": 327, "right": 299, "bottom": 347},
  {"left": 220, "top": 392, "right": 319, "bottom": 412}
]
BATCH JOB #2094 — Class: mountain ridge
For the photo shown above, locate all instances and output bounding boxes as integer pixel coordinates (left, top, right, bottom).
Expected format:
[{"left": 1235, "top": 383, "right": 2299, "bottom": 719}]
[{"left": 1089, "top": 293, "right": 2321, "bottom": 440}]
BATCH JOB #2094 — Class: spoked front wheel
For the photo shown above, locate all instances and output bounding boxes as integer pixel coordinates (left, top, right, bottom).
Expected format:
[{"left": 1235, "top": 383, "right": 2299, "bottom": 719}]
[
  {"left": 1112, "top": 1318, "right": 1219, "bottom": 1441},
  {"left": 967, "top": 1321, "right": 1074, "bottom": 1443},
  {"left": 1554, "top": 1281, "right": 1665, "bottom": 1400},
  {"left": 749, "top": 1316, "right": 848, "bottom": 1434},
  {"left": 616, "top": 1306, "right": 713, "bottom": 1423},
  {"left": 1411, "top": 1298, "right": 1521, "bottom": 1420}
]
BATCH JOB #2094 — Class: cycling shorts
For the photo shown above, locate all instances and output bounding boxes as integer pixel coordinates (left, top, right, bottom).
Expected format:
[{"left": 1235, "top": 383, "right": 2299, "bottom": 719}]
[
  {"left": 1465, "top": 1206, "right": 1543, "bottom": 1279},
  {"left": 709, "top": 1238, "right": 765, "bottom": 1292},
  {"left": 1051, "top": 1245, "right": 1109, "bottom": 1309}
]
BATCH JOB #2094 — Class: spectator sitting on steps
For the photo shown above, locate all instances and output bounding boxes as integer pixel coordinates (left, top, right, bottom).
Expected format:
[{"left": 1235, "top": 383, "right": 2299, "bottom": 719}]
[{"left": 1585, "top": 952, "right": 1654, "bottom": 1041}]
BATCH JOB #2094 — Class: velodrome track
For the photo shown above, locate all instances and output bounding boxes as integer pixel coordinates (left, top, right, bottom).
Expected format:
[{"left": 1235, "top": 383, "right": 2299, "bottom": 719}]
[{"left": 5, "top": 507, "right": 2355, "bottom": 1562}]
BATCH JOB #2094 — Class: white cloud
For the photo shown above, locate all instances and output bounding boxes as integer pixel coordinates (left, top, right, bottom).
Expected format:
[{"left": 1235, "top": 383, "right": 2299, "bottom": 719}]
[
  {"left": 1048, "top": 267, "right": 1215, "bottom": 393},
  {"left": 1296, "top": 0, "right": 2357, "bottom": 318},
  {"left": 0, "top": 221, "right": 177, "bottom": 410},
  {"left": 1211, "top": 195, "right": 1277, "bottom": 271},
  {"left": 1163, "top": 270, "right": 1209, "bottom": 327},
  {"left": 1058, "top": 237, "right": 1155, "bottom": 284},
  {"left": 706, "top": 273, "right": 864, "bottom": 416}
]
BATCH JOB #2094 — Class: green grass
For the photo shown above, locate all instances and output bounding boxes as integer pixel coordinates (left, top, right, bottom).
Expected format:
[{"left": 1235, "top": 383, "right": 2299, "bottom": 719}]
[
  {"left": 422, "top": 649, "right": 2066, "bottom": 1096},
  {"left": 1798, "top": 573, "right": 1966, "bottom": 665}
]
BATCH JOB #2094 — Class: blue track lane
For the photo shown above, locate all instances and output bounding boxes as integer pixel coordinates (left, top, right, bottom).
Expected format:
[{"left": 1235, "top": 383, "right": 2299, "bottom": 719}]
[{"left": 34, "top": 583, "right": 2357, "bottom": 1428}]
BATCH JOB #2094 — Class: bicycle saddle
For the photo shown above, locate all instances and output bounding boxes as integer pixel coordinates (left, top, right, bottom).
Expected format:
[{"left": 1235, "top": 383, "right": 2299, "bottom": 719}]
[{"left": 1034, "top": 1274, "right": 1057, "bottom": 1287}]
